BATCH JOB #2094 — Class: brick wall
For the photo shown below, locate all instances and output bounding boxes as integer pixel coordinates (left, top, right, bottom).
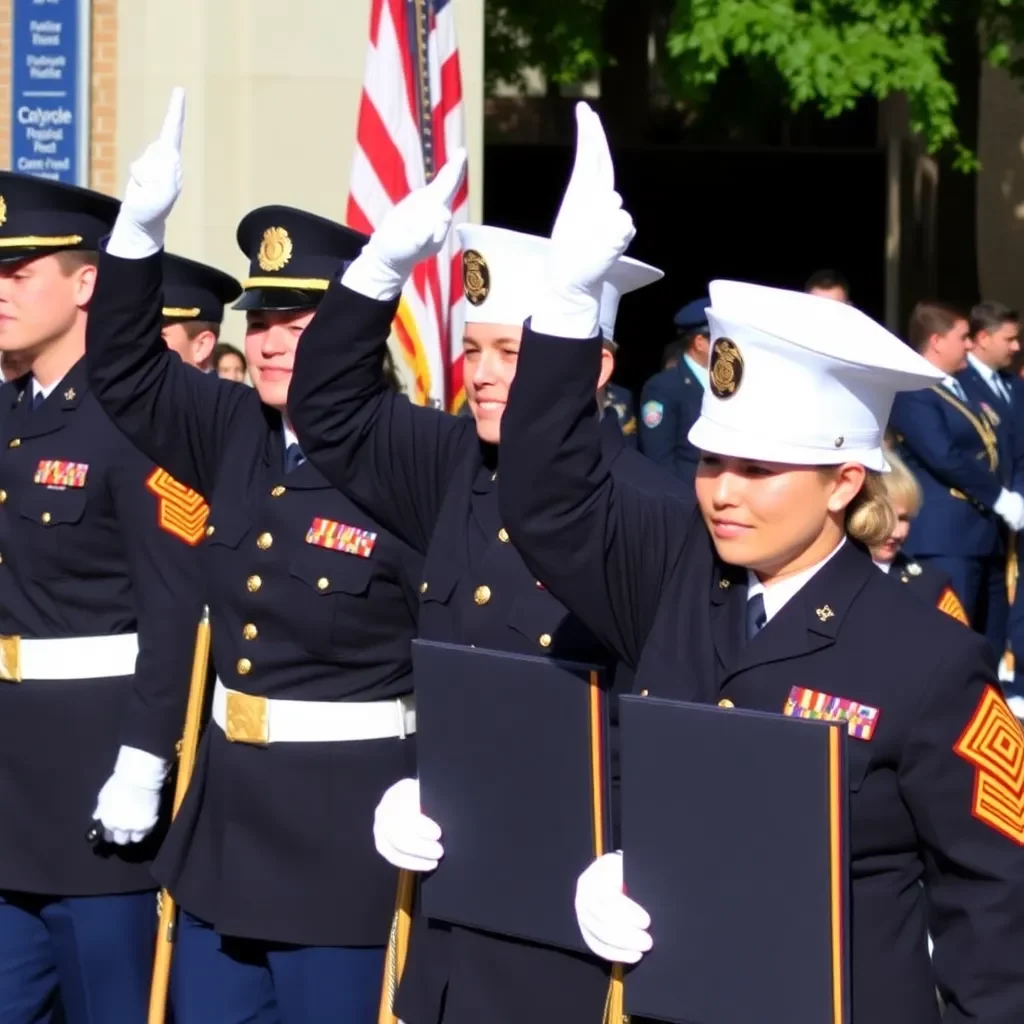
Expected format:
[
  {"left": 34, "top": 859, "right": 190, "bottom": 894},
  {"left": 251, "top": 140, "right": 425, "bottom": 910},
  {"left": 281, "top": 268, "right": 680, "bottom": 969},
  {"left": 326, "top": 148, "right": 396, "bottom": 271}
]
[{"left": 90, "top": 0, "right": 117, "bottom": 192}]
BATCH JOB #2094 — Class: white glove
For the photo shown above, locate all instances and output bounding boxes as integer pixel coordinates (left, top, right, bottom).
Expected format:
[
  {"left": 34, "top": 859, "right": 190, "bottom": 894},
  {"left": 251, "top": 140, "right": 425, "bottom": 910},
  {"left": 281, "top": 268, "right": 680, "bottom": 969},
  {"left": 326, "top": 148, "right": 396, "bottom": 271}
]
[
  {"left": 343, "top": 150, "right": 468, "bottom": 302},
  {"left": 994, "top": 488, "right": 1024, "bottom": 531},
  {"left": 532, "top": 103, "right": 637, "bottom": 340},
  {"left": 107, "top": 87, "right": 185, "bottom": 260},
  {"left": 92, "top": 745, "right": 169, "bottom": 845},
  {"left": 373, "top": 777, "right": 444, "bottom": 872},
  {"left": 575, "top": 852, "right": 652, "bottom": 964}
]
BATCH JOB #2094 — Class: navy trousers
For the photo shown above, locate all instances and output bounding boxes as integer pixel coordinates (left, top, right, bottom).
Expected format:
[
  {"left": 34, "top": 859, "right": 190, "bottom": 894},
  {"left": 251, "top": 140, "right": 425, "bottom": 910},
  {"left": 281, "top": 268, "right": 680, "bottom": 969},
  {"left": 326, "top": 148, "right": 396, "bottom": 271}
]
[
  {"left": 171, "top": 913, "right": 384, "bottom": 1023},
  {"left": 0, "top": 890, "right": 156, "bottom": 1024}
]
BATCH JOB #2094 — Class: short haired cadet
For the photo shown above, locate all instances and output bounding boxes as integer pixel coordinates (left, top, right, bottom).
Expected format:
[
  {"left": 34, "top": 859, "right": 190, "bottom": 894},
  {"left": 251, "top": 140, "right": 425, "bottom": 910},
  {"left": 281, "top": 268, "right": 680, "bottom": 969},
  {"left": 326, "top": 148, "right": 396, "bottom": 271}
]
[
  {"left": 160, "top": 253, "right": 241, "bottom": 368},
  {"left": 0, "top": 171, "right": 205, "bottom": 1023},
  {"left": 83, "top": 94, "right": 423, "bottom": 1024},
  {"left": 498, "top": 104, "right": 1024, "bottom": 1024},
  {"left": 639, "top": 296, "right": 712, "bottom": 485}
]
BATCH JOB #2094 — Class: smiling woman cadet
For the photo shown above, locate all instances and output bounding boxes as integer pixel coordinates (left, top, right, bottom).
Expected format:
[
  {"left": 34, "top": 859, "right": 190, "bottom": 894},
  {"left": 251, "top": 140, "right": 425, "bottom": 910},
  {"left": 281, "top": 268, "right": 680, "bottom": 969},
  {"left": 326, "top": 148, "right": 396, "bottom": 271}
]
[
  {"left": 494, "top": 103, "right": 1024, "bottom": 1024},
  {"left": 284, "top": 152, "right": 691, "bottom": 1022},
  {"left": 78, "top": 93, "right": 423, "bottom": 1024}
]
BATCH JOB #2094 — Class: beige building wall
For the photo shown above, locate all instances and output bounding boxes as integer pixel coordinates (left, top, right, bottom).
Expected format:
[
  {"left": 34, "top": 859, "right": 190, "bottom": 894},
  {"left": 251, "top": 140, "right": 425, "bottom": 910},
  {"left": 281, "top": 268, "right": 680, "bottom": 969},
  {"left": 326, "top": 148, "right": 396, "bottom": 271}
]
[{"left": 115, "top": 0, "right": 485, "bottom": 347}]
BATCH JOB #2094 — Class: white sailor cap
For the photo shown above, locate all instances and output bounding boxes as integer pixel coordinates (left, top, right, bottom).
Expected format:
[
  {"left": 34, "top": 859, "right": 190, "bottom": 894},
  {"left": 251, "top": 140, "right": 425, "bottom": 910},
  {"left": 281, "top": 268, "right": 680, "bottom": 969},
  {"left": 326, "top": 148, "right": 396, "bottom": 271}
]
[
  {"left": 455, "top": 223, "right": 663, "bottom": 338},
  {"left": 687, "top": 280, "right": 944, "bottom": 471}
]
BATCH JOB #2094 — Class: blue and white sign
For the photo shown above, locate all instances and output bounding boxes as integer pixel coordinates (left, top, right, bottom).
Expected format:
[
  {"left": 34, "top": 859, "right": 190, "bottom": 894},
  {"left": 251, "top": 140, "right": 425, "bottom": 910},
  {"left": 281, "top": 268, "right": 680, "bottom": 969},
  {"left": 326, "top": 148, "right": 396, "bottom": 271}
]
[{"left": 11, "top": 0, "right": 90, "bottom": 184}]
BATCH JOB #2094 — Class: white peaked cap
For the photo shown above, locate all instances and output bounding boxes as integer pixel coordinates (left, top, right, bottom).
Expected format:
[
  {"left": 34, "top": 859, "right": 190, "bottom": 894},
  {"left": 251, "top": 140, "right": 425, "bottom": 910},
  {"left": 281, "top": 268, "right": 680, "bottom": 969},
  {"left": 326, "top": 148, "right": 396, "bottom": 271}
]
[
  {"left": 455, "top": 223, "right": 663, "bottom": 336},
  {"left": 686, "top": 281, "right": 944, "bottom": 471}
]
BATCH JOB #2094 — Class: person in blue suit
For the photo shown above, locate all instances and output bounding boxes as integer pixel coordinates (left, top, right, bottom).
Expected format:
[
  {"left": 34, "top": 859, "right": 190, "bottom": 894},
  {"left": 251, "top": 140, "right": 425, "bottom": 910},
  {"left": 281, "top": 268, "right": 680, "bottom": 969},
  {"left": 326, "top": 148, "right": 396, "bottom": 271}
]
[
  {"left": 962, "top": 300, "right": 1024, "bottom": 712},
  {"left": 888, "top": 300, "right": 1024, "bottom": 659},
  {"left": 637, "top": 297, "right": 710, "bottom": 486}
]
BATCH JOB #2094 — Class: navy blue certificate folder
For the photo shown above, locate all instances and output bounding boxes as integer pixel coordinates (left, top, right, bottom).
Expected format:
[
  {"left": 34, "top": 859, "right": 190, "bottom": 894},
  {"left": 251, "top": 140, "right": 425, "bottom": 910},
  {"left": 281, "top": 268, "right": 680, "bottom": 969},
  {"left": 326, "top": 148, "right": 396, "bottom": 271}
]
[
  {"left": 619, "top": 695, "right": 851, "bottom": 1024},
  {"left": 412, "top": 639, "right": 611, "bottom": 953}
]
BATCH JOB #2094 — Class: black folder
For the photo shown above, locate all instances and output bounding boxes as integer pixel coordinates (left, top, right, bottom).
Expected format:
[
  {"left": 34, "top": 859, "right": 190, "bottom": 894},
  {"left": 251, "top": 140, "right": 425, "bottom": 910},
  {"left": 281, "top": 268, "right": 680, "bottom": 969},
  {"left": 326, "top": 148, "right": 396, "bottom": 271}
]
[
  {"left": 620, "top": 695, "right": 850, "bottom": 1024},
  {"left": 411, "top": 639, "right": 611, "bottom": 953}
]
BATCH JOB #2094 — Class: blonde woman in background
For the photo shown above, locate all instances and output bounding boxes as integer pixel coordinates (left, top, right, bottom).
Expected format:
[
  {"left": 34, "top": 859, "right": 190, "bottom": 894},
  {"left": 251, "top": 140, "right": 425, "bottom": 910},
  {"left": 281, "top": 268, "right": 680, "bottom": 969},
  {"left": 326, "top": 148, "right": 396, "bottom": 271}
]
[{"left": 871, "top": 445, "right": 968, "bottom": 624}]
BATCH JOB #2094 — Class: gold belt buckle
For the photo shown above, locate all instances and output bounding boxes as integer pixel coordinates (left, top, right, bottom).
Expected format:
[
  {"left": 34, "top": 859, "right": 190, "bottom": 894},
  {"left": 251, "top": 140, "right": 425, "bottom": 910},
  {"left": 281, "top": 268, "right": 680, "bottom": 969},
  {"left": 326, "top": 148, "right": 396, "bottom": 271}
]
[
  {"left": 0, "top": 635, "right": 22, "bottom": 683},
  {"left": 225, "top": 689, "right": 269, "bottom": 745}
]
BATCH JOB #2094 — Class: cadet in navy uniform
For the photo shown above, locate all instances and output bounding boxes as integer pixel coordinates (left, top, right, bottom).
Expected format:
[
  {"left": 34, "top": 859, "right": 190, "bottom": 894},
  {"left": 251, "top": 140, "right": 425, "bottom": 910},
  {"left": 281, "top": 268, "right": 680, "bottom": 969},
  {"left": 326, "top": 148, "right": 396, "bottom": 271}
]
[
  {"left": 637, "top": 297, "right": 710, "bottom": 485},
  {"left": 869, "top": 445, "right": 966, "bottom": 621},
  {"left": 159, "top": 252, "right": 242, "bottom": 369},
  {"left": 496, "top": 104, "right": 1024, "bottom": 1024},
  {"left": 286, "top": 170, "right": 688, "bottom": 1019},
  {"left": 888, "top": 300, "right": 1024, "bottom": 655},
  {"left": 80, "top": 93, "right": 421, "bottom": 1023},
  {"left": 0, "top": 174, "right": 204, "bottom": 1022}
]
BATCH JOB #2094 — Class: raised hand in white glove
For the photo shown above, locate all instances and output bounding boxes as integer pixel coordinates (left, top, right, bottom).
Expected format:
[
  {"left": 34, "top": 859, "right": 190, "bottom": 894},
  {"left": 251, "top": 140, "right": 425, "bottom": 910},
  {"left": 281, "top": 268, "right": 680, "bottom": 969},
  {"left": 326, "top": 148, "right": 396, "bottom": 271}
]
[
  {"left": 994, "top": 488, "right": 1024, "bottom": 531},
  {"left": 342, "top": 149, "right": 468, "bottom": 302},
  {"left": 107, "top": 87, "right": 185, "bottom": 260},
  {"left": 373, "top": 777, "right": 444, "bottom": 872},
  {"left": 92, "top": 745, "right": 169, "bottom": 845},
  {"left": 532, "top": 102, "right": 637, "bottom": 339},
  {"left": 575, "top": 851, "right": 652, "bottom": 964}
]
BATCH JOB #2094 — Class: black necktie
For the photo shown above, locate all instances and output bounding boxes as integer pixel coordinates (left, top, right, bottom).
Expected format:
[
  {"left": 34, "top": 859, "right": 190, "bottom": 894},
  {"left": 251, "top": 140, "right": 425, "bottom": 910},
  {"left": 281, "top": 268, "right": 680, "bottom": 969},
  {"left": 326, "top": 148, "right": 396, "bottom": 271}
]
[
  {"left": 746, "top": 592, "right": 767, "bottom": 640},
  {"left": 284, "top": 442, "right": 305, "bottom": 473},
  {"left": 31, "top": 390, "right": 43, "bottom": 411}
]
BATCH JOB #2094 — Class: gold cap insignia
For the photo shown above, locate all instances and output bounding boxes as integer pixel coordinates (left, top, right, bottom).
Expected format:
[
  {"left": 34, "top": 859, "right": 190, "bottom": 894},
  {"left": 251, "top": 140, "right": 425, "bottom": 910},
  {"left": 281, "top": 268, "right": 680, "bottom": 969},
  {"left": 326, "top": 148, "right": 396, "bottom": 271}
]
[
  {"left": 709, "top": 338, "right": 743, "bottom": 399},
  {"left": 257, "top": 226, "right": 293, "bottom": 273},
  {"left": 0, "top": 196, "right": 8, "bottom": 228},
  {"left": 463, "top": 249, "right": 489, "bottom": 306}
]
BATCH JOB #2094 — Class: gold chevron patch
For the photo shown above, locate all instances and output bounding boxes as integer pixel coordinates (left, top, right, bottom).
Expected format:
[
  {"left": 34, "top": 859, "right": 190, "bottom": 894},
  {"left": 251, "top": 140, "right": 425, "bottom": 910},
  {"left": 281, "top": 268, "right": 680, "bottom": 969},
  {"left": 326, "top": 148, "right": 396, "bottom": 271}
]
[
  {"left": 954, "top": 685, "right": 1024, "bottom": 845},
  {"left": 146, "top": 468, "right": 209, "bottom": 546},
  {"left": 938, "top": 586, "right": 970, "bottom": 626}
]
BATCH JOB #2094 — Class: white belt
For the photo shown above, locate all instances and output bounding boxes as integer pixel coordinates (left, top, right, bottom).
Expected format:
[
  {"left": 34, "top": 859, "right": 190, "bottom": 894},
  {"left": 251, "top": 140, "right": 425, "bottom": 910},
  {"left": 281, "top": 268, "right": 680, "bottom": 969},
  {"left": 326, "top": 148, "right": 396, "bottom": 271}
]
[
  {"left": 212, "top": 678, "right": 416, "bottom": 746},
  {"left": 0, "top": 632, "right": 139, "bottom": 682}
]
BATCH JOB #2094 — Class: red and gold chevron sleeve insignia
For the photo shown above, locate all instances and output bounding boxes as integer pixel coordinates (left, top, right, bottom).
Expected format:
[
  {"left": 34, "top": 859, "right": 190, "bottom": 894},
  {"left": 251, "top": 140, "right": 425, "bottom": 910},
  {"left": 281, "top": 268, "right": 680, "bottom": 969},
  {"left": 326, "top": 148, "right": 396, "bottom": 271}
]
[
  {"left": 145, "top": 468, "right": 209, "bottom": 546},
  {"left": 954, "top": 685, "right": 1024, "bottom": 845},
  {"left": 938, "top": 586, "right": 970, "bottom": 626}
]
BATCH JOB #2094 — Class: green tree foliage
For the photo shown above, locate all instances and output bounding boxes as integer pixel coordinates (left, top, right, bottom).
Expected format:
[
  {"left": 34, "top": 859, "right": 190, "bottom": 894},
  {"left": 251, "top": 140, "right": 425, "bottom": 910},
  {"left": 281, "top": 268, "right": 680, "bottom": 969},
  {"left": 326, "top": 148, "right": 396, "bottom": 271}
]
[{"left": 485, "top": 0, "right": 1024, "bottom": 168}]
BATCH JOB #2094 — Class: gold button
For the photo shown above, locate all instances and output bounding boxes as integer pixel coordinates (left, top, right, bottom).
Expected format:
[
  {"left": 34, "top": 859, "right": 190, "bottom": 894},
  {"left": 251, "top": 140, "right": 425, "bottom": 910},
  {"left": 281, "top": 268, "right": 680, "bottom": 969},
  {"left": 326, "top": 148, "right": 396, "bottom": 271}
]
[
  {"left": 0, "top": 490, "right": 7, "bottom": 503},
  {"left": 257, "top": 532, "right": 273, "bottom": 550},
  {"left": 639, "top": 689, "right": 649, "bottom": 697},
  {"left": 247, "top": 575, "right": 262, "bottom": 593},
  {"left": 317, "top": 577, "right": 329, "bottom": 591},
  {"left": 7, "top": 439, "right": 19, "bottom": 449},
  {"left": 236, "top": 658, "right": 252, "bottom": 676},
  {"left": 271, "top": 485, "right": 286, "bottom": 497},
  {"left": 420, "top": 581, "right": 428, "bottom": 594},
  {"left": 205, "top": 525, "right": 215, "bottom": 537},
  {"left": 474, "top": 585, "right": 492, "bottom": 606},
  {"left": 41, "top": 512, "right": 51, "bottom": 524},
  {"left": 539, "top": 633, "right": 552, "bottom": 648},
  {"left": 718, "top": 698, "right": 735, "bottom": 708},
  {"left": 0, "top": 553, "right": 5, "bottom": 565},
  {"left": 498, "top": 528, "right": 510, "bottom": 543},
  {"left": 242, "top": 623, "right": 258, "bottom": 640}
]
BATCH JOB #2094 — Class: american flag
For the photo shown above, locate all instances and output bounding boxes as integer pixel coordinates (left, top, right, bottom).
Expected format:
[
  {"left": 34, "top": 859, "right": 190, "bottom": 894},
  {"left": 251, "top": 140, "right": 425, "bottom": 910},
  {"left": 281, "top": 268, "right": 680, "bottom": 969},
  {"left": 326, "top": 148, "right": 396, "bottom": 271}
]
[{"left": 347, "top": 0, "right": 469, "bottom": 411}]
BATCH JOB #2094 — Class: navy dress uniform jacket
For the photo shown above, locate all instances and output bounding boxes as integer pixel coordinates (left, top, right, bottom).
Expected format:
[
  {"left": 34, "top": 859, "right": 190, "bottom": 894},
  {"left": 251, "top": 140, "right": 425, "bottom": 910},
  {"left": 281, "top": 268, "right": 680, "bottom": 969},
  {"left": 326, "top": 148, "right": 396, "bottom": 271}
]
[
  {"left": 81, "top": 251, "right": 422, "bottom": 948},
  {"left": 637, "top": 358, "right": 703, "bottom": 486},
  {"left": 286, "top": 282, "right": 692, "bottom": 1024},
  {"left": 498, "top": 327, "right": 1024, "bottom": 1024},
  {"left": 0, "top": 357, "right": 202, "bottom": 896},
  {"left": 886, "top": 551, "right": 962, "bottom": 619},
  {"left": 888, "top": 385, "right": 1004, "bottom": 558}
]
